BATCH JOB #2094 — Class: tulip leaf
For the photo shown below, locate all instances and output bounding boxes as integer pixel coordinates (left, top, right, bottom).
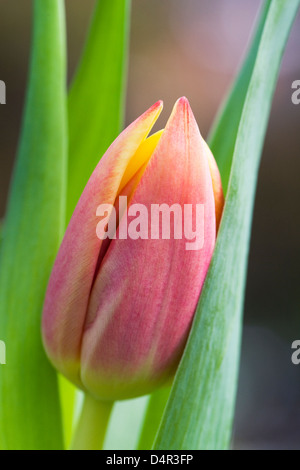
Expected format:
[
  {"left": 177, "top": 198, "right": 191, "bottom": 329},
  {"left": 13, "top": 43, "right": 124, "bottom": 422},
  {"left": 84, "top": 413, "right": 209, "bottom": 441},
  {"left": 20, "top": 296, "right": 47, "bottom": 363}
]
[
  {"left": 67, "top": 0, "right": 131, "bottom": 222},
  {"left": 0, "top": 0, "right": 67, "bottom": 450},
  {"left": 137, "top": 386, "right": 171, "bottom": 450},
  {"left": 64, "top": 0, "right": 132, "bottom": 445},
  {"left": 208, "top": 0, "right": 271, "bottom": 194},
  {"left": 138, "top": 0, "right": 271, "bottom": 449},
  {"left": 59, "top": 0, "right": 132, "bottom": 444},
  {"left": 154, "top": 0, "right": 300, "bottom": 450}
]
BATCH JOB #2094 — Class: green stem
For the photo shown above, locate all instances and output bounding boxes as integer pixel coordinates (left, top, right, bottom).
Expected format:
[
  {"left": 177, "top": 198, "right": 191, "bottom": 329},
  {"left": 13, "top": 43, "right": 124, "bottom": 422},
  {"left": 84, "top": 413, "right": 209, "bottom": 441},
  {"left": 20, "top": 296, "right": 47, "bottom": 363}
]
[{"left": 71, "top": 394, "right": 113, "bottom": 450}]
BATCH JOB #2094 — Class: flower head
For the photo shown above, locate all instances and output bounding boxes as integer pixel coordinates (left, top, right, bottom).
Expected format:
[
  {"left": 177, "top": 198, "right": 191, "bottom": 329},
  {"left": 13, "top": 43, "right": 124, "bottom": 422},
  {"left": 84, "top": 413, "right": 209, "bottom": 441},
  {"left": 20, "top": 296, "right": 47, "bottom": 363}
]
[{"left": 42, "top": 98, "right": 224, "bottom": 400}]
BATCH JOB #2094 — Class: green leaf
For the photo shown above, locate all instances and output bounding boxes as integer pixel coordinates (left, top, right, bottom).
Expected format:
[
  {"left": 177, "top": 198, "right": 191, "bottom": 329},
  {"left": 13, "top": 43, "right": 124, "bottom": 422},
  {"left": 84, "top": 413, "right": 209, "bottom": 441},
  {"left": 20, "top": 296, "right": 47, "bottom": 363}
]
[
  {"left": 137, "top": 386, "right": 171, "bottom": 450},
  {"left": 138, "top": 0, "right": 271, "bottom": 450},
  {"left": 136, "top": 2, "right": 272, "bottom": 449},
  {"left": 0, "top": 0, "right": 67, "bottom": 450},
  {"left": 208, "top": 0, "right": 271, "bottom": 194},
  {"left": 60, "top": 0, "right": 132, "bottom": 444},
  {"left": 154, "top": 0, "right": 300, "bottom": 450},
  {"left": 67, "top": 0, "right": 131, "bottom": 221}
]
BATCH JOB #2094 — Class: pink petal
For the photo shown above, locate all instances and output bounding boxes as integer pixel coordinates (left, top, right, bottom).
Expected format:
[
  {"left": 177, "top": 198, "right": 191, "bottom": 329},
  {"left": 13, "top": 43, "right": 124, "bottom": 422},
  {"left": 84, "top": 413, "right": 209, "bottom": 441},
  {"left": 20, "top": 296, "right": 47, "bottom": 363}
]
[
  {"left": 80, "top": 97, "right": 216, "bottom": 399},
  {"left": 42, "top": 101, "right": 163, "bottom": 387}
]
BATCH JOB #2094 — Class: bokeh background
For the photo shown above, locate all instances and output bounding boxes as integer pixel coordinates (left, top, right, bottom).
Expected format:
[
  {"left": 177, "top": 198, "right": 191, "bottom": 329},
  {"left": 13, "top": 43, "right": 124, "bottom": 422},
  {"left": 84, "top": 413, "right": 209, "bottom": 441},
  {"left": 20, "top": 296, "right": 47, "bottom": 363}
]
[{"left": 0, "top": 0, "right": 300, "bottom": 450}]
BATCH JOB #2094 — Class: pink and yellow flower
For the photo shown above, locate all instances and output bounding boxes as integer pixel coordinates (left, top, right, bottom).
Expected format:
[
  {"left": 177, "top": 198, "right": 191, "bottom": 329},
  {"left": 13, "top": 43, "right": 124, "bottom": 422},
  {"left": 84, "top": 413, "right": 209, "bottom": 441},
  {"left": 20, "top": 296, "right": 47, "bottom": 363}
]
[{"left": 42, "top": 98, "right": 224, "bottom": 400}]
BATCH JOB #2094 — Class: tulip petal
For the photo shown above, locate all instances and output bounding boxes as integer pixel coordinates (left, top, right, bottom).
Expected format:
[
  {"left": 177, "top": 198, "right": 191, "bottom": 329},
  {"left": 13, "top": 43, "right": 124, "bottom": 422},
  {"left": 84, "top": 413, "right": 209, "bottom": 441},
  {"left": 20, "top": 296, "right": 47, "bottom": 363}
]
[
  {"left": 42, "top": 101, "right": 163, "bottom": 388},
  {"left": 119, "top": 130, "right": 163, "bottom": 193},
  {"left": 81, "top": 97, "right": 217, "bottom": 400}
]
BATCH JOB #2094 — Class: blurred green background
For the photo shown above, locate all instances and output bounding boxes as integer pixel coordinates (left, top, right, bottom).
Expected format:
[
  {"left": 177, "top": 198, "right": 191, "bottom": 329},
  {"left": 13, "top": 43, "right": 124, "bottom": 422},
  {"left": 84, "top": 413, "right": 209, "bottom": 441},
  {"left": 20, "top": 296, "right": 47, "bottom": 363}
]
[{"left": 0, "top": 0, "right": 300, "bottom": 449}]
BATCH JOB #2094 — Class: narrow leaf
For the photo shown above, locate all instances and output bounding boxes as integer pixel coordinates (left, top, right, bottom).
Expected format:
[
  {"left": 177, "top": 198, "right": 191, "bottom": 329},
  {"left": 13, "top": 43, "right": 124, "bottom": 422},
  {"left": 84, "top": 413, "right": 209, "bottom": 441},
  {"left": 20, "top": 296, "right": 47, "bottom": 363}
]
[
  {"left": 154, "top": 0, "right": 300, "bottom": 450},
  {"left": 137, "top": 1, "right": 272, "bottom": 448},
  {"left": 137, "top": 386, "right": 171, "bottom": 450},
  {"left": 0, "top": 0, "right": 67, "bottom": 450},
  {"left": 208, "top": 0, "right": 271, "bottom": 194},
  {"left": 61, "top": 0, "right": 132, "bottom": 442},
  {"left": 138, "top": 0, "right": 271, "bottom": 449},
  {"left": 67, "top": 0, "right": 131, "bottom": 221}
]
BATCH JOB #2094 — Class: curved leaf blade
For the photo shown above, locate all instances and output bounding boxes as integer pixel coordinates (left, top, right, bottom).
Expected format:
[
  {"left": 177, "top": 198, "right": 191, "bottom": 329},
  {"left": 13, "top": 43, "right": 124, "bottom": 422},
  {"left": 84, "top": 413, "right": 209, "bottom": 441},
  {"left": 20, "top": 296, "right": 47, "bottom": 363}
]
[
  {"left": 61, "top": 0, "right": 132, "bottom": 443},
  {"left": 67, "top": 0, "right": 131, "bottom": 221},
  {"left": 137, "top": 0, "right": 272, "bottom": 448},
  {"left": 0, "top": 0, "right": 67, "bottom": 450},
  {"left": 154, "top": 0, "right": 300, "bottom": 451},
  {"left": 208, "top": 0, "right": 271, "bottom": 194}
]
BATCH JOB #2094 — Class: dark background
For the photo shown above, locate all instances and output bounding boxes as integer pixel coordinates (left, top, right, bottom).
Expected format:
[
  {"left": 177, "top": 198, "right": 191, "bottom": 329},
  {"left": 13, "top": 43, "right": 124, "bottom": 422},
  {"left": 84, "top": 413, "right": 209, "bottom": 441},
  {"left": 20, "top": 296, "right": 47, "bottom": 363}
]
[{"left": 0, "top": 0, "right": 300, "bottom": 449}]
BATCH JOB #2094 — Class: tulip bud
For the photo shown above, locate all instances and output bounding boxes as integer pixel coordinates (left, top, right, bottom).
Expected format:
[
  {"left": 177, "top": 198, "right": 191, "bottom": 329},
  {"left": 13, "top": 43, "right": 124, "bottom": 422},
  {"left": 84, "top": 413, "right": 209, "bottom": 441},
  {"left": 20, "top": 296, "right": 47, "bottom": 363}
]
[{"left": 42, "top": 98, "right": 224, "bottom": 400}]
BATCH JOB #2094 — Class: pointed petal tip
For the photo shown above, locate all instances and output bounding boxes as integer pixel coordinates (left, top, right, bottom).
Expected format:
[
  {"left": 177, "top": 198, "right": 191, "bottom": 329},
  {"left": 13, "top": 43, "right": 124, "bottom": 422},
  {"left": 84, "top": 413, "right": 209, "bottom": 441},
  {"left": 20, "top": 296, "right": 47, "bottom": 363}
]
[
  {"left": 149, "top": 100, "right": 163, "bottom": 113},
  {"left": 177, "top": 96, "right": 190, "bottom": 105},
  {"left": 155, "top": 99, "right": 164, "bottom": 108},
  {"left": 171, "top": 96, "right": 193, "bottom": 120},
  {"left": 175, "top": 96, "right": 191, "bottom": 110},
  {"left": 166, "top": 96, "right": 196, "bottom": 133},
  {"left": 140, "top": 100, "right": 163, "bottom": 130}
]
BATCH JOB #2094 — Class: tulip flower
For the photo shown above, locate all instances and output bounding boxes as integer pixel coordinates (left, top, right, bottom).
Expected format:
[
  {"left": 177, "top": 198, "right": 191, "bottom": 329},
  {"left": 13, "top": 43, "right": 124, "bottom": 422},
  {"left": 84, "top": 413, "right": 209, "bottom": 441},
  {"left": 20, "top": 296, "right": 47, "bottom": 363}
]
[{"left": 42, "top": 97, "right": 224, "bottom": 401}]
